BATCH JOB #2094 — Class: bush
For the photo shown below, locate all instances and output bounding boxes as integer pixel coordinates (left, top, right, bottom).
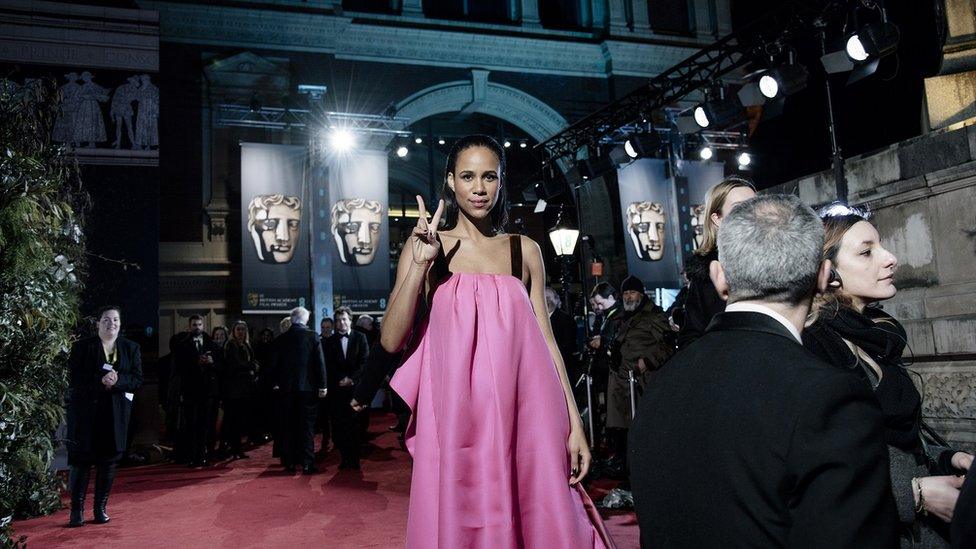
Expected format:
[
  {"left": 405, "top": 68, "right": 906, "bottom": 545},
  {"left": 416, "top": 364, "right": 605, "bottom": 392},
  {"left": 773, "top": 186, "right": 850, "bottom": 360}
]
[{"left": 0, "top": 80, "right": 87, "bottom": 546}]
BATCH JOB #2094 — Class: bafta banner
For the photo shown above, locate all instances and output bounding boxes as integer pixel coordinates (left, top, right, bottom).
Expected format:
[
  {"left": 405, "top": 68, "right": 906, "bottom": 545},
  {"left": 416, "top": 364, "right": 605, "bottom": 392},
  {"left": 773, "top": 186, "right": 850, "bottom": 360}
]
[
  {"left": 677, "top": 160, "right": 726, "bottom": 253},
  {"left": 240, "top": 143, "right": 310, "bottom": 313},
  {"left": 616, "top": 158, "right": 682, "bottom": 289},
  {"left": 311, "top": 150, "right": 390, "bottom": 317}
]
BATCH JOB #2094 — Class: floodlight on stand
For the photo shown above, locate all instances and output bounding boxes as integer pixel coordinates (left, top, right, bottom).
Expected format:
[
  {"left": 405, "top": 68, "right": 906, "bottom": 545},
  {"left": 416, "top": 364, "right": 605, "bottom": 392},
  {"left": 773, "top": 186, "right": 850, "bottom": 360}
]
[
  {"left": 699, "top": 145, "right": 714, "bottom": 160},
  {"left": 548, "top": 207, "right": 579, "bottom": 257},
  {"left": 821, "top": 21, "right": 900, "bottom": 84}
]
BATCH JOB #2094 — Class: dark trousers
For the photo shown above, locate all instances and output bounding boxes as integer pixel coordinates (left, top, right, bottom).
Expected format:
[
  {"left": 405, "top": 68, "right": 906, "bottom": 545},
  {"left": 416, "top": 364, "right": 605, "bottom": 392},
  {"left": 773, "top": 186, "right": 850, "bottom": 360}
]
[
  {"left": 329, "top": 388, "right": 361, "bottom": 466},
  {"left": 180, "top": 397, "right": 212, "bottom": 463},
  {"left": 280, "top": 391, "right": 318, "bottom": 468},
  {"left": 221, "top": 398, "right": 247, "bottom": 454}
]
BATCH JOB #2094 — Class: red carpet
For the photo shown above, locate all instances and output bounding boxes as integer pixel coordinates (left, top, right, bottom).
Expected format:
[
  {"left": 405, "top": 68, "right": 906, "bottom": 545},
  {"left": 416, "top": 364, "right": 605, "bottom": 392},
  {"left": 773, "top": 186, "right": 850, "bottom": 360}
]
[{"left": 14, "top": 415, "right": 639, "bottom": 548}]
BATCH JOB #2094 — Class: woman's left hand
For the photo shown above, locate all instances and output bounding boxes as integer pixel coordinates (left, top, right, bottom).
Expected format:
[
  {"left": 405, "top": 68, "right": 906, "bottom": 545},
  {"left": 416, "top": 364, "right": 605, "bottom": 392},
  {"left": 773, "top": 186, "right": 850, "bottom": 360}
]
[
  {"left": 952, "top": 452, "right": 974, "bottom": 472},
  {"left": 567, "top": 426, "right": 591, "bottom": 485}
]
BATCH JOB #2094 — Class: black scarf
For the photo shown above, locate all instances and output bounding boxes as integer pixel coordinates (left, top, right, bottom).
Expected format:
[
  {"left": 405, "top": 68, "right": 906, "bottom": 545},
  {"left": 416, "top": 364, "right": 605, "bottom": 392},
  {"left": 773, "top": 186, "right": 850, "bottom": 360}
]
[{"left": 806, "top": 306, "right": 921, "bottom": 453}]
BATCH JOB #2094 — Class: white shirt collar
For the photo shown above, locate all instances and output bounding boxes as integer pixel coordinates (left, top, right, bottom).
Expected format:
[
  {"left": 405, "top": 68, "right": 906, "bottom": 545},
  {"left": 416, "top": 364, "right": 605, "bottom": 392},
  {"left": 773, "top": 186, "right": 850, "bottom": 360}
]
[{"left": 724, "top": 302, "right": 803, "bottom": 344}]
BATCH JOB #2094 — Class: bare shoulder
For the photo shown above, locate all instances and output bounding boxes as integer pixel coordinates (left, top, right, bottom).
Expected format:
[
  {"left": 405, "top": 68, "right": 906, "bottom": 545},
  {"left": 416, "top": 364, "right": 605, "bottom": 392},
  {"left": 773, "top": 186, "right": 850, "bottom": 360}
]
[{"left": 519, "top": 235, "right": 544, "bottom": 266}]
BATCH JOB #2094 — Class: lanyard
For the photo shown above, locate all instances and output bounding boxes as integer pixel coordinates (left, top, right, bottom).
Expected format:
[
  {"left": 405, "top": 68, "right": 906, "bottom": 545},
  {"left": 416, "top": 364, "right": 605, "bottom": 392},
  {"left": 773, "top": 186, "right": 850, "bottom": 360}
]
[{"left": 103, "top": 345, "right": 118, "bottom": 365}]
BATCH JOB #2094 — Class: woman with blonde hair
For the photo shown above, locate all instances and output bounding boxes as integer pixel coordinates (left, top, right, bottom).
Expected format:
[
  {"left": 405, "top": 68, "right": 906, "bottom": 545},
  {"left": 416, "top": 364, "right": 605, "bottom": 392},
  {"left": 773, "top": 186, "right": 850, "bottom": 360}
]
[
  {"left": 220, "top": 320, "right": 257, "bottom": 459},
  {"left": 803, "top": 204, "right": 973, "bottom": 547},
  {"left": 677, "top": 176, "right": 756, "bottom": 348}
]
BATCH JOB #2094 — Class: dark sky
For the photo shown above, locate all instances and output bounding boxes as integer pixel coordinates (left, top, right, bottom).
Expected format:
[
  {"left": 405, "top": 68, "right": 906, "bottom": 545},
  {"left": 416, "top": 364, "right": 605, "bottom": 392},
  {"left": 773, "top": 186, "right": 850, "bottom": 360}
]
[{"left": 730, "top": 0, "right": 945, "bottom": 188}]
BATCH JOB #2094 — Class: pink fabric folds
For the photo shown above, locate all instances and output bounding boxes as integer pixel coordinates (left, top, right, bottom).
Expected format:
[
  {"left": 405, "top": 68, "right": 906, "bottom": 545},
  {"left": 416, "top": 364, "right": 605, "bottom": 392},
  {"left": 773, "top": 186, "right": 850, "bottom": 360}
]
[{"left": 391, "top": 272, "right": 613, "bottom": 549}]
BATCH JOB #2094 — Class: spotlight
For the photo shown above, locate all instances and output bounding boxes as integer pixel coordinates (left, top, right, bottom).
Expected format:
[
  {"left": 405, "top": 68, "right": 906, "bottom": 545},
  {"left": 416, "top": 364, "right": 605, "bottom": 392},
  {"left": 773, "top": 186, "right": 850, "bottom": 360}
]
[
  {"left": 737, "top": 152, "right": 752, "bottom": 167},
  {"left": 693, "top": 106, "right": 710, "bottom": 128},
  {"left": 414, "top": 137, "right": 423, "bottom": 144},
  {"left": 821, "top": 21, "right": 900, "bottom": 84},
  {"left": 519, "top": 141, "right": 527, "bottom": 149},
  {"left": 437, "top": 137, "right": 446, "bottom": 145},
  {"left": 693, "top": 99, "right": 745, "bottom": 130},
  {"left": 608, "top": 144, "right": 633, "bottom": 168},
  {"left": 504, "top": 140, "right": 512, "bottom": 148},
  {"left": 739, "top": 64, "right": 809, "bottom": 107},
  {"left": 396, "top": 146, "right": 409, "bottom": 158},
  {"left": 624, "top": 132, "right": 662, "bottom": 159},
  {"left": 699, "top": 146, "right": 713, "bottom": 160},
  {"left": 328, "top": 128, "right": 355, "bottom": 152}
]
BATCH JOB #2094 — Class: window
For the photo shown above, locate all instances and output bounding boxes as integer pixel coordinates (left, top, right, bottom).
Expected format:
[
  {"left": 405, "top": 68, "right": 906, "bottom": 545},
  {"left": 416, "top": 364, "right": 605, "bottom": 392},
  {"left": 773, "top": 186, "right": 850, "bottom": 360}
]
[
  {"left": 342, "top": 0, "right": 397, "bottom": 14},
  {"left": 648, "top": 0, "right": 693, "bottom": 36},
  {"left": 539, "top": 0, "right": 590, "bottom": 30},
  {"left": 425, "top": 0, "right": 514, "bottom": 25}
]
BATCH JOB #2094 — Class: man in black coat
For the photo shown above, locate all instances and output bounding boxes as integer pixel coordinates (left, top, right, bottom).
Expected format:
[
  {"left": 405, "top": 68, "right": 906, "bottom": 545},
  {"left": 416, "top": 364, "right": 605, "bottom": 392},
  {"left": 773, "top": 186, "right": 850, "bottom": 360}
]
[
  {"left": 273, "top": 307, "right": 328, "bottom": 474},
  {"left": 545, "top": 287, "right": 580, "bottom": 383},
  {"left": 323, "top": 306, "right": 369, "bottom": 469},
  {"left": 629, "top": 195, "right": 897, "bottom": 548},
  {"left": 173, "top": 314, "right": 221, "bottom": 467}
]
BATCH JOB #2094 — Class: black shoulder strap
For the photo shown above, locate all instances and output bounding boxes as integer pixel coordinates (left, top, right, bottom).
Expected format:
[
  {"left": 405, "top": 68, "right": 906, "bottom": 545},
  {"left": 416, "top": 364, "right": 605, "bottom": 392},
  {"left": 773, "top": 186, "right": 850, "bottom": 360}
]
[{"left": 510, "top": 235, "right": 522, "bottom": 278}]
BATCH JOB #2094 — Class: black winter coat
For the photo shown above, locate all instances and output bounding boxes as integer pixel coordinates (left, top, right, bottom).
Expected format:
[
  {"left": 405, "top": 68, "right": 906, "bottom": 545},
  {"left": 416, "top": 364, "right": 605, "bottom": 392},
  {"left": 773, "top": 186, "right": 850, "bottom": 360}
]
[
  {"left": 66, "top": 336, "right": 143, "bottom": 463},
  {"left": 676, "top": 250, "right": 725, "bottom": 349}
]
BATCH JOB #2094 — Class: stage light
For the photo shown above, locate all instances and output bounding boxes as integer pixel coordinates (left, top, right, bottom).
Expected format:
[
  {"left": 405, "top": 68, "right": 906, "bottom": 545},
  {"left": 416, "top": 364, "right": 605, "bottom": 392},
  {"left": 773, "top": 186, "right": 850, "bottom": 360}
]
[
  {"left": 504, "top": 140, "right": 512, "bottom": 148},
  {"left": 846, "top": 35, "right": 869, "bottom": 62},
  {"left": 624, "top": 140, "right": 638, "bottom": 158},
  {"left": 758, "top": 75, "right": 779, "bottom": 98},
  {"left": 737, "top": 152, "right": 751, "bottom": 167},
  {"left": 699, "top": 146, "right": 713, "bottom": 160},
  {"left": 821, "top": 22, "right": 900, "bottom": 84},
  {"left": 414, "top": 137, "right": 423, "bottom": 144},
  {"left": 693, "top": 99, "right": 745, "bottom": 130},
  {"left": 396, "top": 146, "right": 409, "bottom": 158},
  {"left": 328, "top": 128, "right": 355, "bottom": 152},
  {"left": 609, "top": 144, "right": 633, "bottom": 168},
  {"left": 519, "top": 141, "right": 527, "bottom": 149},
  {"left": 437, "top": 137, "right": 446, "bottom": 145},
  {"left": 624, "top": 132, "right": 662, "bottom": 159},
  {"left": 693, "top": 106, "right": 709, "bottom": 128}
]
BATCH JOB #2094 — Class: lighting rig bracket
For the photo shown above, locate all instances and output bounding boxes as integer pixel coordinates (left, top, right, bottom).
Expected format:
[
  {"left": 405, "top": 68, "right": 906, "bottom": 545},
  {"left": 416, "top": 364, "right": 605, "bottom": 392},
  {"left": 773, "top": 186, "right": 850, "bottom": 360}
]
[{"left": 537, "top": 0, "right": 853, "bottom": 164}]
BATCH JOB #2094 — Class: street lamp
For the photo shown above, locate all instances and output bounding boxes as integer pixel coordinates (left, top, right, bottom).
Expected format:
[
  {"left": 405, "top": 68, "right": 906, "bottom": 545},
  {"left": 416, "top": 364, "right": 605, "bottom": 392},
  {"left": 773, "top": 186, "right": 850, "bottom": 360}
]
[{"left": 548, "top": 207, "right": 579, "bottom": 313}]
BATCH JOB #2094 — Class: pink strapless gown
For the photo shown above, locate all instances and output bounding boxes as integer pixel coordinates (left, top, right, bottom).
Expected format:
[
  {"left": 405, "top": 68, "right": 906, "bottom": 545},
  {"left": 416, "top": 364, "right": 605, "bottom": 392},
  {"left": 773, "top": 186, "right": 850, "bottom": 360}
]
[{"left": 391, "top": 272, "right": 614, "bottom": 549}]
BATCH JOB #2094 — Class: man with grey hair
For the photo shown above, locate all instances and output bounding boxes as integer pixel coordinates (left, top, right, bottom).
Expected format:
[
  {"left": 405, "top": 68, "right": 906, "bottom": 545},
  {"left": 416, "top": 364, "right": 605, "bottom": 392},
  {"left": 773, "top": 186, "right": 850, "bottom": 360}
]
[
  {"left": 545, "top": 287, "right": 579, "bottom": 386},
  {"left": 273, "top": 307, "right": 328, "bottom": 474},
  {"left": 630, "top": 195, "right": 896, "bottom": 548}
]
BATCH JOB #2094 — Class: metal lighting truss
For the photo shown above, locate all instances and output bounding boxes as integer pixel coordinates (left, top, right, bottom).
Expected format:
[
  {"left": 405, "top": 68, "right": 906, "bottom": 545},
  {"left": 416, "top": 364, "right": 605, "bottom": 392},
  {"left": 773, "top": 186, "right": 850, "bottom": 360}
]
[
  {"left": 538, "top": 0, "right": 851, "bottom": 163},
  {"left": 216, "top": 104, "right": 411, "bottom": 137}
]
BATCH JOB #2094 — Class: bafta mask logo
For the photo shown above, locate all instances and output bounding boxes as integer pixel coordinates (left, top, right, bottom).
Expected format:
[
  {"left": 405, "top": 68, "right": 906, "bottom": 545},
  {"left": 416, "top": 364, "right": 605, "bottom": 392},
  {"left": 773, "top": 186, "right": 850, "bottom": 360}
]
[
  {"left": 247, "top": 194, "right": 302, "bottom": 264},
  {"left": 627, "top": 201, "right": 666, "bottom": 262},
  {"left": 690, "top": 204, "right": 705, "bottom": 250},
  {"left": 331, "top": 198, "right": 383, "bottom": 267},
  {"left": 247, "top": 293, "right": 260, "bottom": 308}
]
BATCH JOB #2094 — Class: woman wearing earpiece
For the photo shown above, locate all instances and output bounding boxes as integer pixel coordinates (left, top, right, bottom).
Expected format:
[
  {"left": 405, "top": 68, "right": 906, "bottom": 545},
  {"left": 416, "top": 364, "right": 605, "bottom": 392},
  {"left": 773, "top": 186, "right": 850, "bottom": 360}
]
[{"left": 804, "top": 205, "right": 973, "bottom": 548}]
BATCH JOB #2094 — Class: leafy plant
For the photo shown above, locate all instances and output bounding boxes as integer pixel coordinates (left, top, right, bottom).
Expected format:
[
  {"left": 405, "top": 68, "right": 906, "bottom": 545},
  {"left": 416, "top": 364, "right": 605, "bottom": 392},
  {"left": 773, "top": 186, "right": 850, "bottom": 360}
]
[{"left": 0, "top": 80, "right": 87, "bottom": 547}]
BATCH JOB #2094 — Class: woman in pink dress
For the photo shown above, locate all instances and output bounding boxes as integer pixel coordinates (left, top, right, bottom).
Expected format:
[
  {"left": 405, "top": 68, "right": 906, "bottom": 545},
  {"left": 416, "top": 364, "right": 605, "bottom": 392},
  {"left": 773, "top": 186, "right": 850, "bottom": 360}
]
[{"left": 376, "top": 135, "right": 613, "bottom": 548}]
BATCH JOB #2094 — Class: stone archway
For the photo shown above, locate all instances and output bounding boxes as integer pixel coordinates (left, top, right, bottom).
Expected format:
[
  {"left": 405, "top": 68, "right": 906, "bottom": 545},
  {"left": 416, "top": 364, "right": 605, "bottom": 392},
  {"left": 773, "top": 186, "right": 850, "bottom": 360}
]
[{"left": 391, "top": 70, "right": 568, "bottom": 144}]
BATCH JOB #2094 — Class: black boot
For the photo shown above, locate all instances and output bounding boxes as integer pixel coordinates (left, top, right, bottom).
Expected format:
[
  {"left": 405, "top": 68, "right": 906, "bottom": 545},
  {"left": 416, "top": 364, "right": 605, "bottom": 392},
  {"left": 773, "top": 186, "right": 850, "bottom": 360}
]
[
  {"left": 93, "top": 462, "right": 116, "bottom": 524},
  {"left": 68, "top": 465, "right": 90, "bottom": 527}
]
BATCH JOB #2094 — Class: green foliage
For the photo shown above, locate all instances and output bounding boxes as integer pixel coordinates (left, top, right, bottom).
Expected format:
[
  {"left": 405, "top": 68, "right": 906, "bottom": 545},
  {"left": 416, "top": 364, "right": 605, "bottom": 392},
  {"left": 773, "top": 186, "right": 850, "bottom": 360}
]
[{"left": 0, "top": 81, "right": 87, "bottom": 547}]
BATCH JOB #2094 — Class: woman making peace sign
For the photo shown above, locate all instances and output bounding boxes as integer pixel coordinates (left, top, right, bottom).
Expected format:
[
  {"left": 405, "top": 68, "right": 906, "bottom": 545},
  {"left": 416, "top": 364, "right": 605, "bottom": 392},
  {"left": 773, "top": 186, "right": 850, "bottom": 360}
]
[{"left": 379, "top": 135, "right": 613, "bottom": 548}]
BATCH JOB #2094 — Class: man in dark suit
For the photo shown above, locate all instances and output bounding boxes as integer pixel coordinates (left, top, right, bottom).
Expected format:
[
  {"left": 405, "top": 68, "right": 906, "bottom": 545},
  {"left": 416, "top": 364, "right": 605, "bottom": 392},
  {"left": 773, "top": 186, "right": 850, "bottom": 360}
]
[
  {"left": 173, "top": 315, "right": 221, "bottom": 467},
  {"left": 273, "top": 307, "right": 328, "bottom": 474},
  {"left": 324, "top": 306, "right": 369, "bottom": 469},
  {"left": 629, "top": 195, "right": 897, "bottom": 548},
  {"left": 545, "top": 287, "right": 580, "bottom": 382}
]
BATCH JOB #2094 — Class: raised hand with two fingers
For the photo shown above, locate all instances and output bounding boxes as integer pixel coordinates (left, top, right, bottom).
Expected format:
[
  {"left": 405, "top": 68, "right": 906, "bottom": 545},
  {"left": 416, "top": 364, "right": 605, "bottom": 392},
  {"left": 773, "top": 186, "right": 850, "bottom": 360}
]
[{"left": 411, "top": 195, "right": 445, "bottom": 265}]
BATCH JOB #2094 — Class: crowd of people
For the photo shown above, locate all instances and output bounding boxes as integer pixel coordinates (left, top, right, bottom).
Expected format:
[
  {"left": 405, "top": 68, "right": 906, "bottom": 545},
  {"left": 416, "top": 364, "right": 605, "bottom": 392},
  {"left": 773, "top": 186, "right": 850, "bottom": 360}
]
[{"left": 63, "top": 133, "right": 976, "bottom": 547}]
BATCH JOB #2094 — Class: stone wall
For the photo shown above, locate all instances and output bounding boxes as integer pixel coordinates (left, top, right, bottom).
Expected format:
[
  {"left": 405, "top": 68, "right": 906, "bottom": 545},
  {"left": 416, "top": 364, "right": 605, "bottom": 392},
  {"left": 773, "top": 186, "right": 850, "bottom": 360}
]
[{"left": 767, "top": 124, "right": 976, "bottom": 451}]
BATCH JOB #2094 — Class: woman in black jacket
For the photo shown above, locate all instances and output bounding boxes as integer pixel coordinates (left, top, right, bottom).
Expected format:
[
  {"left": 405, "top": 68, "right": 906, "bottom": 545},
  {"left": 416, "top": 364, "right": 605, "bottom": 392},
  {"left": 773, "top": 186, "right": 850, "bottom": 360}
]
[
  {"left": 804, "top": 206, "right": 973, "bottom": 547},
  {"left": 220, "top": 320, "right": 257, "bottom": 459},
  {"left": 676, "top": 176, "right": 755, "bottom": 348},
  {"left": 66, "top": 305, "right": 143, "bottom": 527}
]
